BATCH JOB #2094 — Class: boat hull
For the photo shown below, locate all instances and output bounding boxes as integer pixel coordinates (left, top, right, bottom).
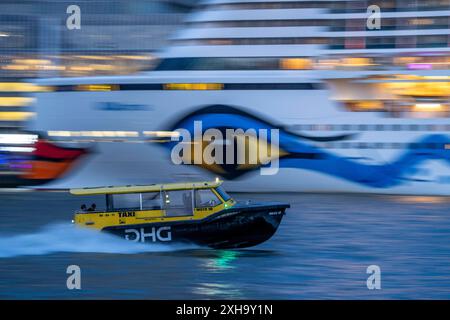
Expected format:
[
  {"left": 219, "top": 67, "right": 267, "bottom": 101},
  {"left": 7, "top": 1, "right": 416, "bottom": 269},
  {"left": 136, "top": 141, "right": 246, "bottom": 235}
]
[{"left": 102, "top": 203, "right": 288, "bottom": 249}]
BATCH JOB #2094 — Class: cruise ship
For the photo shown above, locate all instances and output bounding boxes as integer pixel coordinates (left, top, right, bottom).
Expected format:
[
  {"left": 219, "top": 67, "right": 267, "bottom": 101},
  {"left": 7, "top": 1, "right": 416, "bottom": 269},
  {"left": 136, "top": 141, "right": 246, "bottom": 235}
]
[{"left": 24, "top": 0, "right": 450, "bottom": 194}]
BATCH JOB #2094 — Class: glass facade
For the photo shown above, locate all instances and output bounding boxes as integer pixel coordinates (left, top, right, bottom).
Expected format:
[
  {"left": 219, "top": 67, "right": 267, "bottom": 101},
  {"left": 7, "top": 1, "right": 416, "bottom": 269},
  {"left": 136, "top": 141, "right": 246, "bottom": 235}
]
[{"left": 0, "top": 0, "right": 196, "bottom": 132}]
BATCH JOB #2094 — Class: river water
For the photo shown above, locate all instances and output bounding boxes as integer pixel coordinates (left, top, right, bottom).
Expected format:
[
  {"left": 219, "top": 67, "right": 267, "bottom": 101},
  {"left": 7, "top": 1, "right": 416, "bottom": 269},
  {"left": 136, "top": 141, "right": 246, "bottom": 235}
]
[{"left": 1, "top": 191, "right": 450, "bottom": 299}]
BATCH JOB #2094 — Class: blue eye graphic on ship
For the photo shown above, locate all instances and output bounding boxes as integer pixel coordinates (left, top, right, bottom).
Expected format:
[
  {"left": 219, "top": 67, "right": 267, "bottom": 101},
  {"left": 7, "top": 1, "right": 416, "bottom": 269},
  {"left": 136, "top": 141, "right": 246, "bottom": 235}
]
[{"left": 154, "top": 104, "right": 450, "bottom": 188}]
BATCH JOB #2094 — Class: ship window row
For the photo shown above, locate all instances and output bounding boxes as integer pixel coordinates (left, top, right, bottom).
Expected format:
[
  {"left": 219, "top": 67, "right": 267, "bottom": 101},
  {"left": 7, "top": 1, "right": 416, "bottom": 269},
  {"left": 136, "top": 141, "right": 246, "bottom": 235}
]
[
  {"left": 155, "top": 57, "right": 313, "bottom": 70},
  {"left": 51, "top": 82, "right": 323, "bottom": 91},
  {"left": 190, "top": 17, "right": 450, "bottom": 31},
  {"left": 289, "top": 124, "right": 450, "bottom": 132},
  {"left": 344, "top": 100, "right": 450, "bottom": 112},
  {"left": 42, "top": 138, "right": 450, "bottom": 151},
  {"left": 201, "top": 1, "right": 334, "bottom": 11},
  {"left": 176, "top": 35, "right": 450, "bottom": 49},
  {"left": 332, "top": 0, "right": 450, "bottom": 13},
  {"left": 45, "top": 124, "right": 450, "bottom": 140},
  {"left": 155, "top": 56, "right": 450, "bottom": 71},
  {"left": 316, "top": 142, "right": 450, "bottom": 150},
  {"left": 200, "top": 0, "right": 450, "bottom": 12}
]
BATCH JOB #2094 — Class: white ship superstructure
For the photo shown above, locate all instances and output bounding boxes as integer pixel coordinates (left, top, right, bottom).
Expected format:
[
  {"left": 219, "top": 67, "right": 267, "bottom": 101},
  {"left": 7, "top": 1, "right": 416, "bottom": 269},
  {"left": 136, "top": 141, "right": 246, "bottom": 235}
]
[{"left": 28, "top": 0, "right": 450, "bottom": 194}]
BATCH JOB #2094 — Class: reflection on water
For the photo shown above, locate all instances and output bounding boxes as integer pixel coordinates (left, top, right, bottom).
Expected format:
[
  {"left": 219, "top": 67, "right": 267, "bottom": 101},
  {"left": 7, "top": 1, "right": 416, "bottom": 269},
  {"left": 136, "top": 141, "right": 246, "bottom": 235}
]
[
  {"left": 390, "top": 195, "right": 450, "bottom": 204},
  {"left": 195, "top": 251, "right": 242, "bottom": 298},
  {"left": 206, "top": 250, "right": 239, "bottom": 271},
  {"left": 192, "top": 282, "right": 244, "bottom": 299}
]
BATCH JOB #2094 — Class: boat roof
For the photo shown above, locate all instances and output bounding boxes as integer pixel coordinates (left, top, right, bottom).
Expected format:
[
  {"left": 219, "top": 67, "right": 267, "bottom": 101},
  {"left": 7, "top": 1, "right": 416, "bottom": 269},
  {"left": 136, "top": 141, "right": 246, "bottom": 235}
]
[{"left": 70, "top": 180, "right": 222, "bottom": 196}]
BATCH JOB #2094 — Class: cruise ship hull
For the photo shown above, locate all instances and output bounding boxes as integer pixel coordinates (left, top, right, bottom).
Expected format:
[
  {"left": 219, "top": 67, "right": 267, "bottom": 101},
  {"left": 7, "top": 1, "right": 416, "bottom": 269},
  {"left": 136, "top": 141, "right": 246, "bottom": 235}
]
[
  {"left": 16, "top": 0, "right": 450, "bottom": 195},
  {"left": 27, "top": 76, "right": 450, "bottom": 195},
  {"left": 37, "top": 141, "right": 450, "bottom": 195}
]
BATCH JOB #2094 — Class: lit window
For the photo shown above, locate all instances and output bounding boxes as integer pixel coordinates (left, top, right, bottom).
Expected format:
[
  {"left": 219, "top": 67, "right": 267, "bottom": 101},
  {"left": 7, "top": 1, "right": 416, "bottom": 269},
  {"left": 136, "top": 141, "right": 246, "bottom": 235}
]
[
  {"left": 280, "top": 58, "right": 312, "bottom": 70},
  {"left": 413, "top": 103, "right": 445, "bottom": 112},
  {"left": 344, "top": 100, "right": 385, "bottom": 112}
]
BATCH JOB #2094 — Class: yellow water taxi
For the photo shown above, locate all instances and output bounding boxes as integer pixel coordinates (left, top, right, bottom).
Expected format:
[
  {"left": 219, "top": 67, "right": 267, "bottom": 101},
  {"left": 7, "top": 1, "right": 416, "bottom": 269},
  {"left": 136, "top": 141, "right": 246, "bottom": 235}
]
[{"left": 70, "top": 181, "right": 289, "bottom": 249}]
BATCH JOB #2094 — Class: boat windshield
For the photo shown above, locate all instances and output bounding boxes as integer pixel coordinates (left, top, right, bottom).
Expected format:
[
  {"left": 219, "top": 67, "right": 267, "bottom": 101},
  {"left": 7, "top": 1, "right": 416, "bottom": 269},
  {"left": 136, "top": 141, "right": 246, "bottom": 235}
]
[
  {"left": 195, "top": 189, "right": 221, "bottom": 208},
  {"left": 215, "top": 186, "right": 231, "bottom": 201}
]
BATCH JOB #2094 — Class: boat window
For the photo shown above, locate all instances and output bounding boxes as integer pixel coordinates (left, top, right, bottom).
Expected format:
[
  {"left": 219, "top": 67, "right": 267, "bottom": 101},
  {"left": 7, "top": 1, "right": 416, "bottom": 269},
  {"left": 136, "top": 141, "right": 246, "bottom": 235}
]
[
  {"left": 141, "top": 192, "right": 161, "bottom": 210},
  {"left": 195, "top": 189, "right": 221, "bottom": 208},
  {"left": 163, "top": 190, "right": 193, "bottom": 216},
  {"left": 112, "top": 193, "right": 141, "bottom": 210},
  {"left": 214, "top": 186, "right": 231, "bottom": 201}
]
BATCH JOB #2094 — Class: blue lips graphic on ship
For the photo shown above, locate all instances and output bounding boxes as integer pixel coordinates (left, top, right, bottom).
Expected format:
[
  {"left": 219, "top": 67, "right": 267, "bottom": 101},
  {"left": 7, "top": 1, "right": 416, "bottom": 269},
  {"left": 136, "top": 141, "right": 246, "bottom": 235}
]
[{"left": 157, "top": 105, "right": 450, "bottom": 188}]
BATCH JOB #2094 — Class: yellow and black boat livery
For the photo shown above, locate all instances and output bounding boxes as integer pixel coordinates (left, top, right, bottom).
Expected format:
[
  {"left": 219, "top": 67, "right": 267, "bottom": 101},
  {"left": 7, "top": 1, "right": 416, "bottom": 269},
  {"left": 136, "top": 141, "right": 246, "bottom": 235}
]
[{"left": 70, "top": 181, "right": 289, "bottom": 249}]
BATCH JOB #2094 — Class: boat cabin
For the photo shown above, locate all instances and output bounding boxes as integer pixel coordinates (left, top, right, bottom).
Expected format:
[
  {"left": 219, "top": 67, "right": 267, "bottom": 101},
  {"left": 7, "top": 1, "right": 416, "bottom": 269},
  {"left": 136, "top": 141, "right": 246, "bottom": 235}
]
[{"left": 70, "top": 181, "right": 235, "bottom": 228}]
